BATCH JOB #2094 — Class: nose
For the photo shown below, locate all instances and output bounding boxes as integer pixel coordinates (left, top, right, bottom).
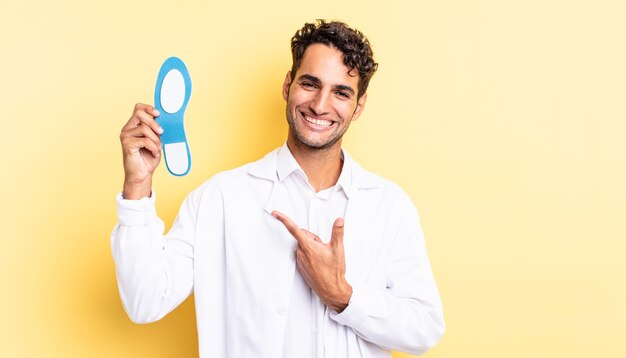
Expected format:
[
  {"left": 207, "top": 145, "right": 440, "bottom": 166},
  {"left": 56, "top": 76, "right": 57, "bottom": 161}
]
[{"left": 309, "top": 89, "right": 330, "bottom": 115}]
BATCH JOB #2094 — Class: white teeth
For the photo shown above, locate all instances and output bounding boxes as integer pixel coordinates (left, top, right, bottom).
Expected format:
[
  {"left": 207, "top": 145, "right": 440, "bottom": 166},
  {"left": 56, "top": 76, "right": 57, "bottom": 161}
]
[{"left": 304, "top": 115, "right": 332, "bottom": 127}]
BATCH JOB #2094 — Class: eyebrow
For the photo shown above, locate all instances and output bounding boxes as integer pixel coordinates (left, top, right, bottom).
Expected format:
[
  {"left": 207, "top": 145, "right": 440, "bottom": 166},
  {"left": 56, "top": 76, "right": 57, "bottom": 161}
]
[
  {"left": 298, "top": 74, "right": 356, "bottom": 96},
  {"left": 335, "top": 84, "right": 355, "bottom": 96}
]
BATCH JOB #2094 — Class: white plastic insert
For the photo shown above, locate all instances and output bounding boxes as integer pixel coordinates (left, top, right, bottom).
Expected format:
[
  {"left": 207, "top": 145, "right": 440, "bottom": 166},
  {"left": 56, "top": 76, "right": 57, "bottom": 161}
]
[
  {"left": 160, "top": 69, "right": 185, "bottom": 114},
  {"left": 164, "top": 142, "right": 189, "bottom": 175}
]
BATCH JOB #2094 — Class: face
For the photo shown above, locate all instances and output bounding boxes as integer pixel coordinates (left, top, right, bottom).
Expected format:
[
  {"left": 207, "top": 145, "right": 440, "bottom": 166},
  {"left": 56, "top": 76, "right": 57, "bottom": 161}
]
[{"left": 282, "top": 43, "right": 367, "bottom": 151}]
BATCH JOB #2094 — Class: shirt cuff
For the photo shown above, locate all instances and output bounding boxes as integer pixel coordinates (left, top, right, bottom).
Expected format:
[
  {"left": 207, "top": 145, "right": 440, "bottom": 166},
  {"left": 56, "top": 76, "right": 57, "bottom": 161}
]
[
  {"left": 329, "top": 287, "right": 369, "bottom": 331},
  {"left": 116, "top": 191, "right": 158, "bottom": 226}
]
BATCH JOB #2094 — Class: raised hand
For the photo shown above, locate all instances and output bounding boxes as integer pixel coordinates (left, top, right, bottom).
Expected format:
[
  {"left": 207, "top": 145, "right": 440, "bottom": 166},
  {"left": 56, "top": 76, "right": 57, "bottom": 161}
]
[{"left": 119, "top": 103, "right": 163, "bottom": 199}]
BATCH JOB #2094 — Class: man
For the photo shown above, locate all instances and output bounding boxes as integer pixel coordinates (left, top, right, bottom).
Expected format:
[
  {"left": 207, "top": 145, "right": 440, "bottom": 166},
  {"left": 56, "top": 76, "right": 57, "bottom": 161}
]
[{"left": 113, "top": 20, "right": 445, "bottom": 357}]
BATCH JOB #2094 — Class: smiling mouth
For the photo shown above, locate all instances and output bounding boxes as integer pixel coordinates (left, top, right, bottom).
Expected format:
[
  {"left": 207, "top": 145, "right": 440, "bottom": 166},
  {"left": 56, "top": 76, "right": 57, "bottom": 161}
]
[{"left": 302, "top": 113, "right": 334, "bottom": 127}]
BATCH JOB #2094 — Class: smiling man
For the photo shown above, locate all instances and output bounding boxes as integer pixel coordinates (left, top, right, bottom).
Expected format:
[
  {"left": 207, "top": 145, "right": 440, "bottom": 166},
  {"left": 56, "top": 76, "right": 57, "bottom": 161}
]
[{"left": 112, "top": 20, "right": 445, "bottom": 357}]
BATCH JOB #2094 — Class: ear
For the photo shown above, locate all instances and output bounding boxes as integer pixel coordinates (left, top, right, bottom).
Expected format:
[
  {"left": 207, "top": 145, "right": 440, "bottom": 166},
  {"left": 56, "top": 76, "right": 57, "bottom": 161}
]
[
  {"left": 351, "top": 93, "right": 368, "bottom": 121},
  {"left": 282, "top": 71, "right": 292, "bottom": 101}
]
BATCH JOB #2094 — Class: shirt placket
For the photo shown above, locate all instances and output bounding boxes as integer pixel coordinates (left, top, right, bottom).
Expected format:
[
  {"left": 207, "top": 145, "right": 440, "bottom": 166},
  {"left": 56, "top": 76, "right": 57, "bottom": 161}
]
[
  {"left": 310, "top": 190, "right": 337, "bottom": 358},
  {"left": 308, "top": 193, "right": 321, "bottom": 358}
]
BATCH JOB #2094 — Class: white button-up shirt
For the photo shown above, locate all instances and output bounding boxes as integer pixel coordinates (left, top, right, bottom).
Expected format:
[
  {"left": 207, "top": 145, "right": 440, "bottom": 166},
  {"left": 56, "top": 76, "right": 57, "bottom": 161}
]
[
  {"left": 111, "top": 144, "right": 445, "bottom": 358},
  {"left": 276, "top": 145, "right": 349, "bottom": 358}
]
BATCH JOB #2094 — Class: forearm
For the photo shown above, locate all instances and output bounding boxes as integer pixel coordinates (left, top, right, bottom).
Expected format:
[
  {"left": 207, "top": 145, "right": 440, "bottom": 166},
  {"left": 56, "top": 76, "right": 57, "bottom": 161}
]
[
  {"left": 112, "top": 221, "right": 170, "bottom": 323},
  {"left": 331, "top": 208, "right": 445, "bottom": 354},
  {"left": 111, "top": 192, "right": 194, "bottom": 323},
  {"left": 331, "top": 286, "right": 445, "bottom": 355}
]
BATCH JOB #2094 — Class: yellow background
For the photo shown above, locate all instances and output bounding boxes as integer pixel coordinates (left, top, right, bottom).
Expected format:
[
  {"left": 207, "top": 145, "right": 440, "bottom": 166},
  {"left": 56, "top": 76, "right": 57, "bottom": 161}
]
[{"left": 1, "top": 0, "right": 625, "bottom": 357}]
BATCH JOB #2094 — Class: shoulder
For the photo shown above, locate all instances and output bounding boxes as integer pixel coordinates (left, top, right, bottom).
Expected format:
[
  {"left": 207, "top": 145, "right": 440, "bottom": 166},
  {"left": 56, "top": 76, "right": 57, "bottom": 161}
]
[
  {"left": 350, "top": 156, "right": 420, "bottom": 216},
  {"left": 350, "top": 157, "right": 425, "bottom": 250},
  {"left": 351, "top": 156, "right": 412, "bottom": 198}
]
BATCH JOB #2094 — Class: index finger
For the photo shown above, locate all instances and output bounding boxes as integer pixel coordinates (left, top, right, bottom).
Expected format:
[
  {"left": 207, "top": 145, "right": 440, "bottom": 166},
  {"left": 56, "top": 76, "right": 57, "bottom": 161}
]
[
  {"left": 135, "top": 108, "right": 164, "bottom": 135},
  {"left": 134, "top": 103, "right": 160, "bottom": 117},
  {"left": 271, "top": 211, "right": 308, "bottom": 245},
  {"left": 123, "top": 103, "right": 162, "bottom": 134}
]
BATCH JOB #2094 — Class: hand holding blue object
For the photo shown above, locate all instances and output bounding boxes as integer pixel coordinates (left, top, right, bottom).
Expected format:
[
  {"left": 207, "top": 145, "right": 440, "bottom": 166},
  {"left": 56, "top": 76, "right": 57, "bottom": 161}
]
[{"left": 154, "top": 57, "right": 192, "bottom": 176}]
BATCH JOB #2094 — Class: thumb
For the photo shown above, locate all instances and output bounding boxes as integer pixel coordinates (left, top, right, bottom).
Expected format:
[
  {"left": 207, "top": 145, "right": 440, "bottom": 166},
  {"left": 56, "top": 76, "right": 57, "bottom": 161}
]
[{"left": 330, "top": 217, "right": 344, "bottom": 247}]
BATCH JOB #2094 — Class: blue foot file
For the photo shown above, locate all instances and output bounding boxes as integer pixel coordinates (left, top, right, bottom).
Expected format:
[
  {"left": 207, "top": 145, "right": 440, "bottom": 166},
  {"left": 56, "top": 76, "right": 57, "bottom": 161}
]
[{"left": 154, "top": 56, "right": 192, "bottom": 176}]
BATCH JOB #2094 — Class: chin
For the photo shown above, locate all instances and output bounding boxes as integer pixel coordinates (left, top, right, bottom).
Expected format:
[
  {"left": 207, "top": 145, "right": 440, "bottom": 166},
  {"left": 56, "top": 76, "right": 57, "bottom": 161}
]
[{"left": 298, "top": 135, "right": 342, "bottom": 150}]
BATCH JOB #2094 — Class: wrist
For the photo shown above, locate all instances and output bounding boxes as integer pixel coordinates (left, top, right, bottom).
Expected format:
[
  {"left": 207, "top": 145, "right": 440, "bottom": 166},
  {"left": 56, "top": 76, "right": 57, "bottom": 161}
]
[
  {"left": 329, "top": 280, "right": 353, "bottom": 313},
  {"left": 123, "top": 177, "right": 152, "bottom": 200}
]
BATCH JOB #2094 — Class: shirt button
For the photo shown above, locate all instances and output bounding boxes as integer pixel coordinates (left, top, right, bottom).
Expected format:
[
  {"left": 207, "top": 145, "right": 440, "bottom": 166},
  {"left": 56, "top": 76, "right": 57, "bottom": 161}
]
[{"left": 277, "top": 307, "right": 286, "bottom": 315}]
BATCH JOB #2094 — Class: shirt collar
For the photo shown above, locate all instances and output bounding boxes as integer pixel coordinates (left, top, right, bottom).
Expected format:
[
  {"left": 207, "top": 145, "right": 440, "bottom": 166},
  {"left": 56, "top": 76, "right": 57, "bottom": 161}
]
[
  {"left": 276, "top": 142, "right": 304, "bottom": 182},
  {"left": 276, "top": 143, "right": 354, "bottom": 199}
]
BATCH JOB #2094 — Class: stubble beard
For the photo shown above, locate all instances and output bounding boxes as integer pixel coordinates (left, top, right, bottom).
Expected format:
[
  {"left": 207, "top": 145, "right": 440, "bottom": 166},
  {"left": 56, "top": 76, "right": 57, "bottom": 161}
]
[{"left": 285, "top": 108, "right": 348, "bottom": 152}]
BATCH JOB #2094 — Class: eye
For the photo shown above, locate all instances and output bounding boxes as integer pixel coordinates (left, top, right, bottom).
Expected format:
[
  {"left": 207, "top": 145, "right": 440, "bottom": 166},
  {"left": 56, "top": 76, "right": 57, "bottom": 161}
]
[
  {"left": 301, "top": 81, "right": 316, "bottom": 89},
  {"left": 336, "top": 91, "right": 350, "bottom": 99}
]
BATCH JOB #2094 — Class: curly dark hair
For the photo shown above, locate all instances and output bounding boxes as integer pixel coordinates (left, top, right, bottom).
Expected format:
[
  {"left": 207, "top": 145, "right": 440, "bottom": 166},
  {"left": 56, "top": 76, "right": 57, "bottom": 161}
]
[{"left": 290, "top": 20, "right": 378, "bottom": 99}]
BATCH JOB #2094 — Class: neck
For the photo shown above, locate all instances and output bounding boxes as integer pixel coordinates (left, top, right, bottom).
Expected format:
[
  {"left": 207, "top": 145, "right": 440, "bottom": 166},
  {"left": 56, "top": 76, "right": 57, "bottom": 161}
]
[{"left": 286, "top": 136, "right": 343, "bottom": 193}]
